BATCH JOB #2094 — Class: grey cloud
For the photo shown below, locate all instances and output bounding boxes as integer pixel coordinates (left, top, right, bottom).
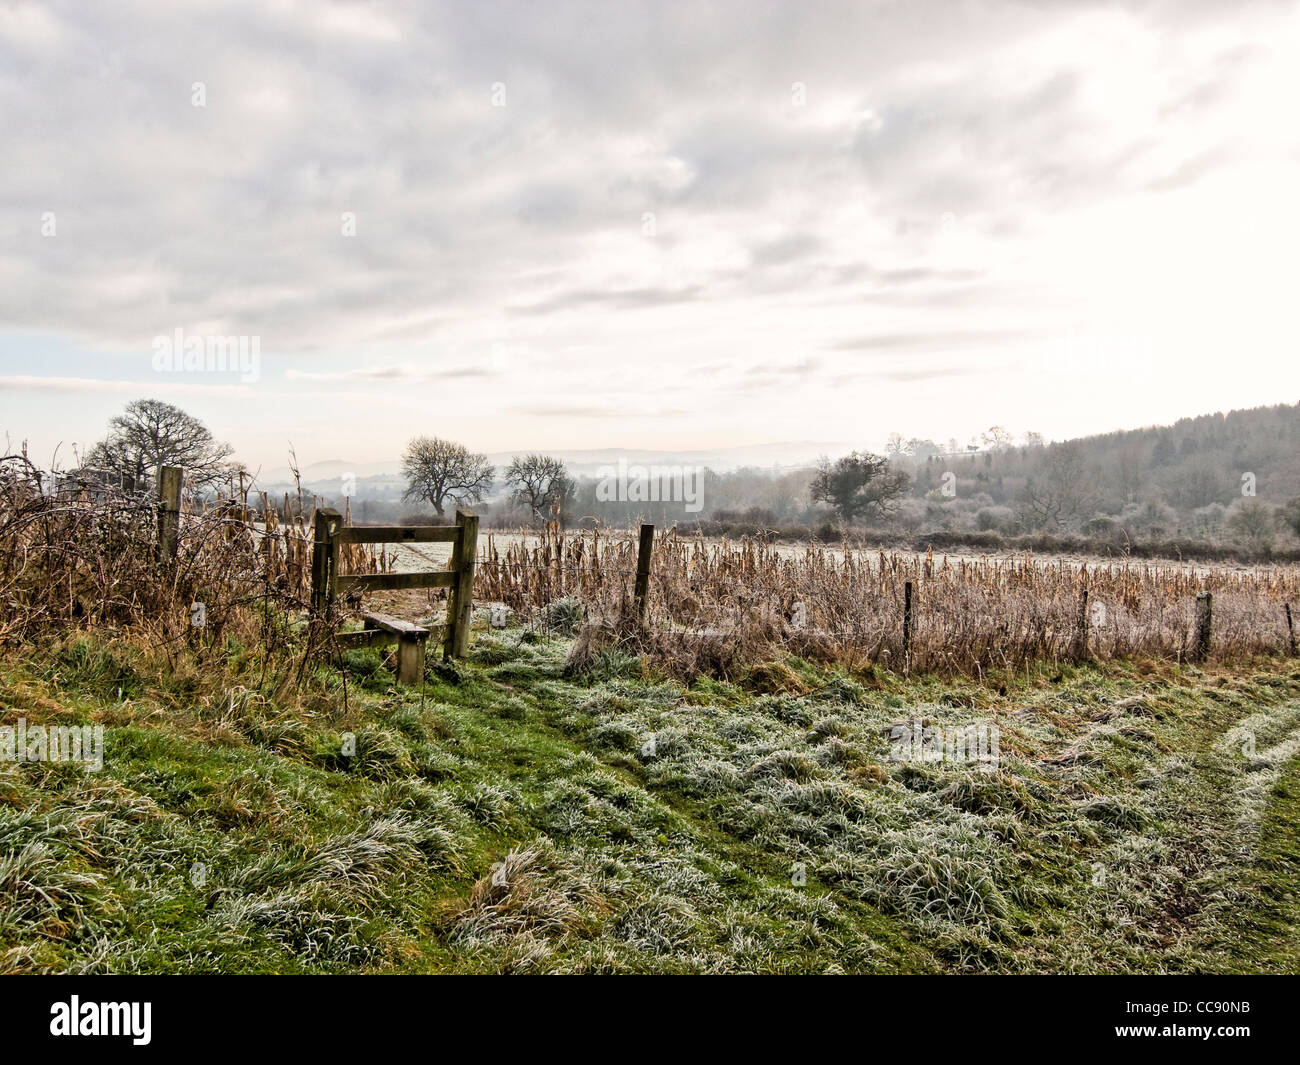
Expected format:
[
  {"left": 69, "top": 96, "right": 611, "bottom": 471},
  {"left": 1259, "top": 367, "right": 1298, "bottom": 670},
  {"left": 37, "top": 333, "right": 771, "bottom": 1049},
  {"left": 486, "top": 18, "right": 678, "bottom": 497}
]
[
  {"left": 285, "top": 364, "right": 496, "bottom": 383},
  {"left": 749, "top": 233, "right": 823, "bottom": 268},
  {"left": 509, "top": 402, "right": 690, "bottom": 418},
  {"left": 830, "top": 330, "right": 1029, "bottom": 353},
  {"left": 508, "top": 284, "right": 704, "bottom": 316},
  {"left": 1144, "top": 146, "right": 1235, "bottom": 192},
  {"left": 856, "top": 366, "right": 978, "bottom": 383},
  {"left": 727, "top": 357, "right": 822, "bottom": 392},
  {"left": 0, "top": 0, "right": 1291, "bottom": 387},
  {"left": 0, "top": 375, "right": 254, "bottom": 397}
]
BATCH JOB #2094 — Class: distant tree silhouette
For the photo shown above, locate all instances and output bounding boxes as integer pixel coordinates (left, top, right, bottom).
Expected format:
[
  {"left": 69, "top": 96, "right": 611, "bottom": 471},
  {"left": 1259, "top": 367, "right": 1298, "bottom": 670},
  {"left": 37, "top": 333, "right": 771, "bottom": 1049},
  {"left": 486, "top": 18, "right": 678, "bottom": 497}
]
[
  {"left": 809, "top": 451, "right": 909, "bottom": 524},
  {"left": 83, "top": 398, "right": 233, "bottom": 489},
  {"left": 400, "top": 436, "right": 493, "bottom": 519},
  {"left": 505, "top": 454, "right": 572, "bottom": 524}
]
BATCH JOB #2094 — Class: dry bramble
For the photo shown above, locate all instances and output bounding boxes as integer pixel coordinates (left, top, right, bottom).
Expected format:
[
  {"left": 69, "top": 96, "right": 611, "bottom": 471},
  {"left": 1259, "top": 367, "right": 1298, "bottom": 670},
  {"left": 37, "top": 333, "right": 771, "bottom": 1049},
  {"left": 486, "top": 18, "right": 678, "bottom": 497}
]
[{"left": 0, "top": 455, "right": 387, "bottom": 656}]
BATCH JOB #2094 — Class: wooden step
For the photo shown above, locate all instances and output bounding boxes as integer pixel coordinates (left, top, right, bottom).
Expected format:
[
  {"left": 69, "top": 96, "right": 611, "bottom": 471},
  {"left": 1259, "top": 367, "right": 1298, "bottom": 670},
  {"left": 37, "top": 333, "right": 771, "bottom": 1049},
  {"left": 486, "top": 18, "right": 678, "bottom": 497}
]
[
  {"left": 361, "top": 611, "right": 431, "bottom": 639},
  {"left": 334, "top": 612, "right": 432, "bottom": 685}
]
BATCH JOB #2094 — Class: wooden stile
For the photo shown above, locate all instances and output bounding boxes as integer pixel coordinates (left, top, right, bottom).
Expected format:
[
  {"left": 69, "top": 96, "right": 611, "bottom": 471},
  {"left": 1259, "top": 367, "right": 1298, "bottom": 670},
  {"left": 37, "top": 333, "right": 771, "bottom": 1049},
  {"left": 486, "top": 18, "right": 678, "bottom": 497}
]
[{"left": 312, "top": 510, "right": 479, "bottom": 677}]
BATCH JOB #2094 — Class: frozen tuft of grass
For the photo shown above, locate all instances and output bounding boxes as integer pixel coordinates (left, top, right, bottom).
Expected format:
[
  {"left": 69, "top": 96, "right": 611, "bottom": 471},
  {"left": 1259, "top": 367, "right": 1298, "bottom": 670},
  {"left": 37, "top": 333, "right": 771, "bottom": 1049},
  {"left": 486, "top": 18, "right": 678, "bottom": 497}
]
[{"left": 453, "top": 840, "right": 605, "bottom": 949}]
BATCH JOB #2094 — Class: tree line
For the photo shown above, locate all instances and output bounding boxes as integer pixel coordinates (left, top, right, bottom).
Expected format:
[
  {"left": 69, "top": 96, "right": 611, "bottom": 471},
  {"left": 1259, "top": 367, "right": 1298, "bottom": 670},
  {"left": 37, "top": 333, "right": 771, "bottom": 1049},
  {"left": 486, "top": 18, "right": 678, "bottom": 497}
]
[{"left": 57, "top": 397, "right": 1300, "bottom": 553}]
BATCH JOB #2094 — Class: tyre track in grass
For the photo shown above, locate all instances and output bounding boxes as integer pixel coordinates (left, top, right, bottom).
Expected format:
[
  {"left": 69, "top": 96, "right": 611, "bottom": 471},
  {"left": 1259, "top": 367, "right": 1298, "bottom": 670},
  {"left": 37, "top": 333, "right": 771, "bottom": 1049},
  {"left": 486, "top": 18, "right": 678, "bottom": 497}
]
[{"left": 1078, "top": 682, "right": 1300, "bottom": 971}]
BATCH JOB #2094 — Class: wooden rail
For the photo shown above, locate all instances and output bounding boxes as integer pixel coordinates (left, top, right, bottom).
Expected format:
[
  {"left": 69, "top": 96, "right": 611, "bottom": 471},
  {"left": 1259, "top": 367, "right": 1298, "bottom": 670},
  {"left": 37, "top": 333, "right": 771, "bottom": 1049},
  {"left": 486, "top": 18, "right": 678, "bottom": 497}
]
[
  {"left": 336, "top": 571, "right": 457, "bottom": 594},
  {"left": 311, "top": 508, "right": 479, "bottom": 675},
  {"left": 334, "top": 525, "right": 461, "bottom": 544}
]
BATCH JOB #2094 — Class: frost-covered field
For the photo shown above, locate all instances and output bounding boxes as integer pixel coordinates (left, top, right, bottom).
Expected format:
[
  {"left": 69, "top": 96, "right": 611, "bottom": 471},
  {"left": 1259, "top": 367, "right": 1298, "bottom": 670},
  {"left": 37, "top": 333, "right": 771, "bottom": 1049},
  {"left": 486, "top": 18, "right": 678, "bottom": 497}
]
[{"left": 5, "top": 626, "right": 1299, "bottom": 973}]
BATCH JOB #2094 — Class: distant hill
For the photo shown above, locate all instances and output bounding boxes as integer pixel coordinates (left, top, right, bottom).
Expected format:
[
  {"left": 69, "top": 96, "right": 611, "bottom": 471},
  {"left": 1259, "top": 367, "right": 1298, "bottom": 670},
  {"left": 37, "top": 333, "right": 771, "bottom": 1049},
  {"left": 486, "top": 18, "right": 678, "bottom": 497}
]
[
  {"left": 883, "top": 401, "right": 1300, "bottom": 543},
  {"left": 920, "top": 401, "right": 1300, "bottom": 509},
  {"left": 245, "top": 403, "right": 1300, "bottom": 546},
  {"left": 250, "top": 441, "right": 855, "bottom": 497}
]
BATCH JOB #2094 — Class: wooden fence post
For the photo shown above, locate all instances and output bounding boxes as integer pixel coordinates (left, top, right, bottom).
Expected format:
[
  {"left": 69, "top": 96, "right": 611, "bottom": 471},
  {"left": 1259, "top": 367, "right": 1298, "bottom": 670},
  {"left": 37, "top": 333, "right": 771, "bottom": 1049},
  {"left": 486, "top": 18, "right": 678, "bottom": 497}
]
[
  {"left": 448, "top": 509, "right": 479, "bottom": 658},
  {"left": 1287, "top": 604, "right": 1297, "bottom": 656},
  {"left": 902, "top": 580, "right": 913, "bottom": 668},
  {"left": 1075, "top": 588, "right": 1090, "bottom": 659},
  {"left": 634, "top": 523, "right": 654, "bottom": 621},
  {"left": 311, "top": 508, "right": 341, "bottom": 615},
  {"left": 156, "top": 466, "right": 182, "bottom": 562},
  {"left": 1194, "top": 591, "right": 1213, "bottom": 662}
]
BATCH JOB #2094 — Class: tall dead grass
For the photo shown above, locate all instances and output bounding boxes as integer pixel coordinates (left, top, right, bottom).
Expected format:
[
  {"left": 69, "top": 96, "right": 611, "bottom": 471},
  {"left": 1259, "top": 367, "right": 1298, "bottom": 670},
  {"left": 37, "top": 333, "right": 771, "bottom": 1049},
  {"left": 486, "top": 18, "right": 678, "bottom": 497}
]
[
  {"left": 478, "top": 525, "right": 1300, "bottom": 678},
  {"left": 7, "top": 457, "right": 1297, "bottom": 683}
]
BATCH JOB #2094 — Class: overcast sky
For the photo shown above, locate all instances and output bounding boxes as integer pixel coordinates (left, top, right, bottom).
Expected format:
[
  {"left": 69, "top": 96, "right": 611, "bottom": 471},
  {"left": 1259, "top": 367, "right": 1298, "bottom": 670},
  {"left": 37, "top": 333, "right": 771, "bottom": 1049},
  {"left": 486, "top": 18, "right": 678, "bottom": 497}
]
[{"left": 2, "top": 0, "right": 1299, "bottom": 470}]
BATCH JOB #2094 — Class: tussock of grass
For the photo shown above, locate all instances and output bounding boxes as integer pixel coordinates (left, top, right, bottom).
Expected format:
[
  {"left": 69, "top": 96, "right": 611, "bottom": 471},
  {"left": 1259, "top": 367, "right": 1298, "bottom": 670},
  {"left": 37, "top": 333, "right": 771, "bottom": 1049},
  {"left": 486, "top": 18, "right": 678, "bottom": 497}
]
[{"left": 453, "top": 841, "right": 604, "bottom": 948}]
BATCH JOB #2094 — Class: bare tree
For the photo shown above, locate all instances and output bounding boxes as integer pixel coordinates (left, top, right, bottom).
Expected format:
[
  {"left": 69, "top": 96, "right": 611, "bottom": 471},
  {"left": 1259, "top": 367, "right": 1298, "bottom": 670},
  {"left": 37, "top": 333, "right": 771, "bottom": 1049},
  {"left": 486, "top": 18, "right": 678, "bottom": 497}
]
[
  {"left": 1280, "top": 497, "right": 1300, "bottom": 540},
  {"left": 83, "top": 398, "right": 234, "bottom": 489},
  {"left": 505, "top": 454, "right": 571, "bottom": 524},
  {"left": 1227, "top": 499, "right": 1275, "bottom": 550},
  {"left": 982, "top": 426, "right": 1014, "bottom": 452},
  {"left": 809, "top": 451, "right": 909, "bottom": 524},
  {"left": 1018, "top": 442, "right": 1098, "bottom": 531},
  {"left": 400, "top": 436, "right": 493, "bottom": 519}
]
